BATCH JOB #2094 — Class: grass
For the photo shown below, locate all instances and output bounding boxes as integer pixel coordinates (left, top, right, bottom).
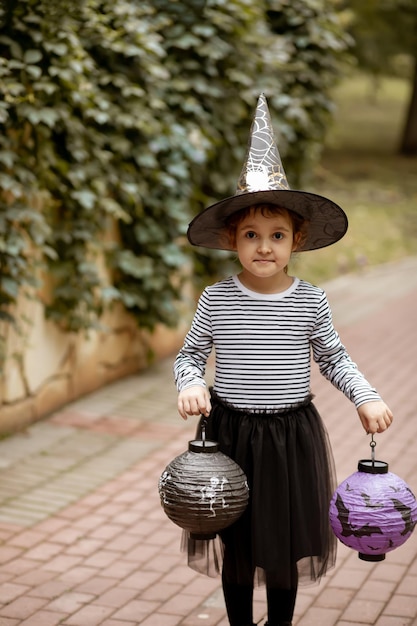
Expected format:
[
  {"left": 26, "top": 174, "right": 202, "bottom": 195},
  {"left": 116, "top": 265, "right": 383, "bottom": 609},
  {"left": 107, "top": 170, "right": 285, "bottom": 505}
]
[{"left": 289, "top": 72, "right": 417, "bottom": 285}]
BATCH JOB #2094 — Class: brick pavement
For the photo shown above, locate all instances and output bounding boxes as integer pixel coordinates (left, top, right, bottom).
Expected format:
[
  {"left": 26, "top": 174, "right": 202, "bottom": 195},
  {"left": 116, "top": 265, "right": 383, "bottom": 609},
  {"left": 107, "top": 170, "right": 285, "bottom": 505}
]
[{"left": 0, "top": 257, "right": 417, "bottom": 625}]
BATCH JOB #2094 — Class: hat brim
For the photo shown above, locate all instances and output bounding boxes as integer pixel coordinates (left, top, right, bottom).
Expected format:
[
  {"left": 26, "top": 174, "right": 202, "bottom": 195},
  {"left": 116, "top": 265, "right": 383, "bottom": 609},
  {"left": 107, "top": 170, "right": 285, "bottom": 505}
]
[{"left": 187, "top": 189, "right": 348, "bottom": 252}]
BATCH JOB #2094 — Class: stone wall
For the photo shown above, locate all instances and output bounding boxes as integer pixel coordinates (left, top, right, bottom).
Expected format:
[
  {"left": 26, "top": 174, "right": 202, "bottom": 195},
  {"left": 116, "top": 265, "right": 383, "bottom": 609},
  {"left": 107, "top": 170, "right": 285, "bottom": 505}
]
[{"left": 0, "top": 294, "right": 187, "bottom": 436}]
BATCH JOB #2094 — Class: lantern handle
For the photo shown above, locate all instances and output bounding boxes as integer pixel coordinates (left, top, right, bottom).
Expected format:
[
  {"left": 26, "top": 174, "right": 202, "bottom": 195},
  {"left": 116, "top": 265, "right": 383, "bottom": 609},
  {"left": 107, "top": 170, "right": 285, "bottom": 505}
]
[
  {"left": 370, "top": 433, "right": 376, "bottom": 466},
  {"left": 201, "top": 416, "right": 207, "bottom": 448}
]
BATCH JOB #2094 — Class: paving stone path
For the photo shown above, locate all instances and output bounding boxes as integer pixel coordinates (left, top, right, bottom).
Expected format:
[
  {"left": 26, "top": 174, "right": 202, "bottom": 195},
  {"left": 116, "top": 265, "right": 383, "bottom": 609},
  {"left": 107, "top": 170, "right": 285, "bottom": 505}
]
[{"left": 0, "top": 257, "right": 417, "bottom": 625}]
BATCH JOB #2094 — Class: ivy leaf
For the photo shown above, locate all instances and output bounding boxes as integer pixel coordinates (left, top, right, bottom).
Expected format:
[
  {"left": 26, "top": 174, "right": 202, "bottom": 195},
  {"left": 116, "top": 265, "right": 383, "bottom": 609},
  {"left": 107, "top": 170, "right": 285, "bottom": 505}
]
[
  {"left": 25, "top": 65, "right": 43, "bottom": 79},
  {"left": 19, "top": 105, "right": 60, "bottom": 127},
  {"left": 117, "top": 251, "right": 154, "bottom": 279},
  {"left": 0, "top": 104, "right": 9, "bottom": 124},
  {"left": 0, "top": 150, "right": 15, "bottom": 168},
  {"left": 23, "top": 49, "right": 43, "bottom": 64},
  {"left": 71, "top": 190, "right": 96, "bottom": 210},
  {"left": 8, "top": 59, "right": 24, "bottom": 70},
  {"left": 157, "top": 242, "right": 187, "bottom": 268},
  {"left": 101, "top": 286, "right": 120, "bottom": 302},
  {"left": 44, "top": 42, "right": 68, "bottom": 56},
  {"left": 1, "top": 277, "right": 19, "bottom": 299}
]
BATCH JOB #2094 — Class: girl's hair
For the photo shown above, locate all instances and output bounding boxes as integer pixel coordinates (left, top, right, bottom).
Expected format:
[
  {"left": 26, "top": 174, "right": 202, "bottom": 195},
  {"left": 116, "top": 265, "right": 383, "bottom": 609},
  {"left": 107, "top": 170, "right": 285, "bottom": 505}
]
[{"left": 225, "top": 203, "right": 308, "bottom": 250}]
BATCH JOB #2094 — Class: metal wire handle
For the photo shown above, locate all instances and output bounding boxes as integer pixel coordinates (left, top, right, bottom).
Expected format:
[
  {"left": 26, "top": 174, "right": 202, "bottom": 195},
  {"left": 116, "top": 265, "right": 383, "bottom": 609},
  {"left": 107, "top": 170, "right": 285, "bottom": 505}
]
[
  {"left": 201, "top": 416, "right": 207, "bottom": 447},
  {"left": 370, "top": 433, "right": 376, "bottom": 465}
]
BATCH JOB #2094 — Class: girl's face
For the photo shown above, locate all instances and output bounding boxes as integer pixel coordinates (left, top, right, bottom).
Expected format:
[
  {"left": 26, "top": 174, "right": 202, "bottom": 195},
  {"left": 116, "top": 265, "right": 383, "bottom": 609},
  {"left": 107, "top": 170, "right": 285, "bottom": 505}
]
[{"left": 233, "top": 208, "right": 299, "bottom": 292}]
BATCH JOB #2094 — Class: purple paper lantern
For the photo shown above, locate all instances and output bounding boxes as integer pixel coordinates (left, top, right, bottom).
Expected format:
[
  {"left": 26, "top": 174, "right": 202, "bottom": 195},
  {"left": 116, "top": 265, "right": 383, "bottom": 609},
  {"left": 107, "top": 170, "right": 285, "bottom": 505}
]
[
  {"left": 159, "top": 438, "right": 249, "bottom": 540},
  {"left": 329, "top": 458, "right": 417, "bottom": 561}
]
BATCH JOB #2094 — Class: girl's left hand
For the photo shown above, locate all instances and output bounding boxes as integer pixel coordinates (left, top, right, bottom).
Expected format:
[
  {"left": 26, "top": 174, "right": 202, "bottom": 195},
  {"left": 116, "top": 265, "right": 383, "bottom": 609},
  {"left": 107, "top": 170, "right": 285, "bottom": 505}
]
[{"left": 357, "top": 400, "right": 393, "bottom": 435}]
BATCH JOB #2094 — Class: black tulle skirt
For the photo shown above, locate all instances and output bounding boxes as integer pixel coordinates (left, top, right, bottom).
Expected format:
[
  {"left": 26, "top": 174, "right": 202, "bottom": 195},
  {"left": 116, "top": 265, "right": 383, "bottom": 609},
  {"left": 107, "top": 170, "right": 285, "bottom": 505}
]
[{"left": 183, "top": 391, "right": 337, "bottom": 589}]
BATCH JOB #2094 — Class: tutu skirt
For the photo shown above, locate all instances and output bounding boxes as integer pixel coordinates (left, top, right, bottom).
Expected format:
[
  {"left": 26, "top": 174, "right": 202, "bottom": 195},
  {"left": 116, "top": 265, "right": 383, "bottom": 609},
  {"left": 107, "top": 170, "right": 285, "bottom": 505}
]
[{"left": 183, "top": 391, "right": 337, "bottom": 589}]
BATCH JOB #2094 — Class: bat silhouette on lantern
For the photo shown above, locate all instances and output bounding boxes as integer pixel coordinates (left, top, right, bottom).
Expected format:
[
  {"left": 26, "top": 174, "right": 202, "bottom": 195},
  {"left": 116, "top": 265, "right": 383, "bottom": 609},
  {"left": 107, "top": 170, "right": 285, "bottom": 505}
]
[
  {"left": 360, "top": 492, "right": 383, "bottom": 509},
  {"left": 335, "top": 492, "right": 417, "bottom": 539},
  {"left": 391, "top": 498, "right": 417, "bottom": 536},
  {"left": 334, "top": 493, "right": 383, "bottom": 538}
]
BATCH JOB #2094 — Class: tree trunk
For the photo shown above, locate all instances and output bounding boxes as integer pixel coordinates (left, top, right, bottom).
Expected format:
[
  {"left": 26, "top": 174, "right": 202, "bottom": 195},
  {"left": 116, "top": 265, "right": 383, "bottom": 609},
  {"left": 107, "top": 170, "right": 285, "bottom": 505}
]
[{"left": 399, "top": 55, "right": 417, "bottom": 155}]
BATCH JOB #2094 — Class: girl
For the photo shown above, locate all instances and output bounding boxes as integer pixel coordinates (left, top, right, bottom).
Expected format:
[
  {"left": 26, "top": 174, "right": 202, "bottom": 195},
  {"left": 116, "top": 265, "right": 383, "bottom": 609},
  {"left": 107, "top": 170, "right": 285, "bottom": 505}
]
[{"left": 173, "top": 96, "right": 393, "bottom": 626}]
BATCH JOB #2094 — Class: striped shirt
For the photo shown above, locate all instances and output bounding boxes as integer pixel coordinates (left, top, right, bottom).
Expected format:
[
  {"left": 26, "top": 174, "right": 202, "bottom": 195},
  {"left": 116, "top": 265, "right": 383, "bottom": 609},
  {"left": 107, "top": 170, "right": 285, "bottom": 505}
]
[{"left": 174, "top": 275, "right": 381, "bottom": 410}]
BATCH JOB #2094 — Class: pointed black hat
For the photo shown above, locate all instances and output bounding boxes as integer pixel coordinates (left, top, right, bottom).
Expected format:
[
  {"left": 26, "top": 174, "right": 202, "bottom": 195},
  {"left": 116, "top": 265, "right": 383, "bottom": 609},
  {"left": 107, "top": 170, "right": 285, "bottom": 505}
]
[{"left": 187, "top": 93, "right": 348, "bottom": 251}]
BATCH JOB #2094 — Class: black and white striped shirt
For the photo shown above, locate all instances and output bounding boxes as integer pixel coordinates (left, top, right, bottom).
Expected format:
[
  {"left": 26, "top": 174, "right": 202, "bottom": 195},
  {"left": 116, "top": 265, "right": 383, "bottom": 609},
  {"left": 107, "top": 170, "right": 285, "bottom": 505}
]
[{"left": 174, "top": 275, "right": 380, "bottom": 410}]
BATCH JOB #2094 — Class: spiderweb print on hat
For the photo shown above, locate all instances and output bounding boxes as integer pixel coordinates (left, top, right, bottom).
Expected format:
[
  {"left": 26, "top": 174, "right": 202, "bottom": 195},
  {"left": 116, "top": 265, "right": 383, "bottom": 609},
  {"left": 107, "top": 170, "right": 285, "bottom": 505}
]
[
  {"left": 186, "top": 92, "right": 348, "bottom": 252},
  {"left": 236, "top": 93, "right": 290, "bottom": 194}
]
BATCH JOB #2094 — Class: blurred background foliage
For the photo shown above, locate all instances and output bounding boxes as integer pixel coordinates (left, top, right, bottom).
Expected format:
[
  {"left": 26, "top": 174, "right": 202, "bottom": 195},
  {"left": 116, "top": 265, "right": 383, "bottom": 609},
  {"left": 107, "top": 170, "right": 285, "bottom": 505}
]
[
  {"left": 0, "top": 0, "right": 416, "bottom": 357},
  {"left": 292, "top": 73, "right": 417, "bottom": 283}
]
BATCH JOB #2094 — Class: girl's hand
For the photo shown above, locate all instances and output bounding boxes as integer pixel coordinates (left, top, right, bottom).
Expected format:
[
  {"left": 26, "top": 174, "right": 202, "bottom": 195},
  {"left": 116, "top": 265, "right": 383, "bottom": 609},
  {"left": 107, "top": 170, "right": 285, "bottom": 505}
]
[
  {"left": 178, "top": 386, "right": 211, "bottom": 420},
  {"left": 357, "top": 400, "right": 393, "bottom": 435}
]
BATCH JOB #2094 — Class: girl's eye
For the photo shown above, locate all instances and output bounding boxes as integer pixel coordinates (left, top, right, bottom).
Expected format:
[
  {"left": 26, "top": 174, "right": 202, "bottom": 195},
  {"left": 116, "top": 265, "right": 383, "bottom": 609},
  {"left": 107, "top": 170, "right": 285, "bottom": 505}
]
[
  {"left": 245, "top": 231, "right": 257, "bottom": 239},
  {"left": 273, "top": 232, "right": 284, "bottom": 240}
]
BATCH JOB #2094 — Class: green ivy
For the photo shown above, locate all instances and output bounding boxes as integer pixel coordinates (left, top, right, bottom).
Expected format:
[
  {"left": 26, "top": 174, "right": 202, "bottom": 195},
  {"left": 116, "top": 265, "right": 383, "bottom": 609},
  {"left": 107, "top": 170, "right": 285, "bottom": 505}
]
[
  {"left": 0, "top": 0, "right": 349, "bottom": 369},
  {"left": 265, "top": 0, "right": 353, "bottom": 184}
]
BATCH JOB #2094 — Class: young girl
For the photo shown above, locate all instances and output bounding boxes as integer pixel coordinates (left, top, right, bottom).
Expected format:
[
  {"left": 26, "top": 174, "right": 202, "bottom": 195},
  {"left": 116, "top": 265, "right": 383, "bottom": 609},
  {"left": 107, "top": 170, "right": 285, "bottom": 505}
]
[{"left": 173, "top": 95, "right": 393, "bottom": 626}]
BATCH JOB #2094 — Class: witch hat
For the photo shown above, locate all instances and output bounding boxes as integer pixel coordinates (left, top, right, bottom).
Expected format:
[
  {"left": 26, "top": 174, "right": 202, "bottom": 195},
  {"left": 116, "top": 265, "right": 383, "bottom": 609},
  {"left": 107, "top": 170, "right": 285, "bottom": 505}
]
[{"left": 187, "top": 93, "right": 348, "bottom": 251}]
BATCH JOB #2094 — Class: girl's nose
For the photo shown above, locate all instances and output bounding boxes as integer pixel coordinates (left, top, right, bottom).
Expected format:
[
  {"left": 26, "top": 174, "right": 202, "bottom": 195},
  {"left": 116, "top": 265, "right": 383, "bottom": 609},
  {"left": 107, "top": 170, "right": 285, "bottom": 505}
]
[{"left": 257, "top": 238, "right": 271, "bottom": 253}]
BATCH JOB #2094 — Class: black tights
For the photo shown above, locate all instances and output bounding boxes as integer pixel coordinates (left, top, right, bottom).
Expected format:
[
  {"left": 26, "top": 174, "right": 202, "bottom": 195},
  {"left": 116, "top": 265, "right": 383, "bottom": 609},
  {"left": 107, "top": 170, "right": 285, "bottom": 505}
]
[
  {"left": 222, "top": 571, "right": 297, "bottom": 626},
  {"left": 266, "top": 585, "right": 297, "bottom": 624}
]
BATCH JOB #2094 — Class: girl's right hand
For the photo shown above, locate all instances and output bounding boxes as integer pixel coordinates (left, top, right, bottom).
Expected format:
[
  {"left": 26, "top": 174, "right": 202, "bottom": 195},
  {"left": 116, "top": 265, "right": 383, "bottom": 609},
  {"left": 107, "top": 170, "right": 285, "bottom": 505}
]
[{"left": 177, "top": 386, "right": 211, "bottom": 420}]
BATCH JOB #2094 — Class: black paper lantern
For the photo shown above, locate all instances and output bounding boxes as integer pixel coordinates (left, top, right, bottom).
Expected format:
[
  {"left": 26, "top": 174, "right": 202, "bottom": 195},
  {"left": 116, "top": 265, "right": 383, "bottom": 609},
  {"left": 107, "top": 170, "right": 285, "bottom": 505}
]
[
  {"left": 159, "top": 431, "right": 249, "bottom": 540},
  {"left": 329, "top": 436, "right": 417, "bottom": 561}
]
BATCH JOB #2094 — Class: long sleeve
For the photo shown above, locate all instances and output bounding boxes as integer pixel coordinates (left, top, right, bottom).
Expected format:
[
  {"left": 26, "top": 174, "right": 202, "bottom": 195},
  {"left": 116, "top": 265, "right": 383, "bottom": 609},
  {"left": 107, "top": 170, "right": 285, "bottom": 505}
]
[
  {"left": 173, "top": 277, "right": 382, "bottom": 410},
  {"left": 173, "top": 289, "right": 213, "bottom": 392},
  {"left": 310, "top": 292, "right": 381, "bottom": 408}
]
